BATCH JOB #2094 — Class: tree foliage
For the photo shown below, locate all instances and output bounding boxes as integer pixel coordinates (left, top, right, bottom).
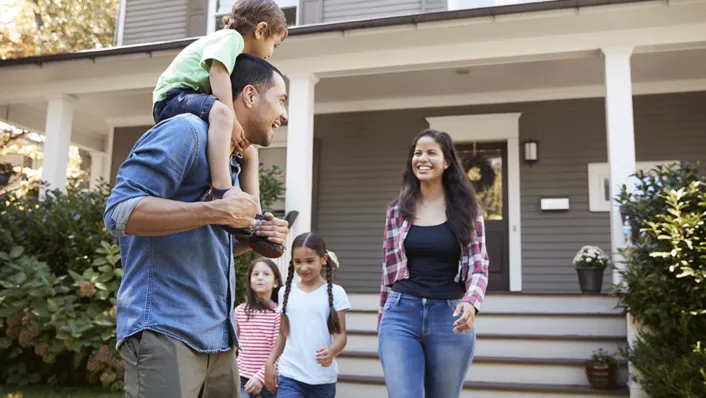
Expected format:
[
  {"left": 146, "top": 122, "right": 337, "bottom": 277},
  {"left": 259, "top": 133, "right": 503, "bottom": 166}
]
[{"left": 0, "top": 0, "right": 119, "bottom": 60}]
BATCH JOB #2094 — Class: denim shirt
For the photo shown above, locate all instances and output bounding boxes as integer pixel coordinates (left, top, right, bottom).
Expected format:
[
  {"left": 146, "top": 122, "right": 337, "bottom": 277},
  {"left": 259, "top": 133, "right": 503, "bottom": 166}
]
[{"left": 104, "top": 114, "right": 241, "bottom": 353}]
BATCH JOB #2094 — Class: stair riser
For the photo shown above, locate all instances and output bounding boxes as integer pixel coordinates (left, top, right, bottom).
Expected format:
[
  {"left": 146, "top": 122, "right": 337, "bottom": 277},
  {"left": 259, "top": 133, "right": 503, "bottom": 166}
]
[
  {"left": 347, "top": 312, "right": 627, "bottom": 336},
  {"left": 347, "top": 334, "right": 625, "bottom": 360},
  {"left": 336, "top": 382, "right": 625, "bottom": 398},
  {"left": 348, "top": 294, "right": 622, "bottom": 314},
  {"left": 337, "top": 357, "right": 629, "bottom": 386}
]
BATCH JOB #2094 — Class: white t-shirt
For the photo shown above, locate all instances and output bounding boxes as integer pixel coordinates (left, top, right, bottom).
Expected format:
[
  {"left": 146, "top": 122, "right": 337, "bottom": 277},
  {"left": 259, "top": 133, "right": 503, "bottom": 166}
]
[{"left": 278, "top": 283, "right": 351, "bottom": 385}]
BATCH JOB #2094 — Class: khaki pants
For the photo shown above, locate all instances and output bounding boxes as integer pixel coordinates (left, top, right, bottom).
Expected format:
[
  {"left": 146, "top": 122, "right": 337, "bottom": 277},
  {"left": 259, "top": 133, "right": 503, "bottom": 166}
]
[{"left": 119, "top": 330, "right": 240, "bottom": 398}]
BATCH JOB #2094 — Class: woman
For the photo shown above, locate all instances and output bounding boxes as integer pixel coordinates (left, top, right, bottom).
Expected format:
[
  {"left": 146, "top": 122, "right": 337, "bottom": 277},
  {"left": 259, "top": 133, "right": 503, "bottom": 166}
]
[{"left": 378, "top": 129, "right": 490, "bottom": 398}]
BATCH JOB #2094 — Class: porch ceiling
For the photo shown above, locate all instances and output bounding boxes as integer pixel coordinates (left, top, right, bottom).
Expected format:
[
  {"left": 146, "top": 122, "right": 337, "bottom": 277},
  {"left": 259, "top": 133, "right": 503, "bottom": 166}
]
[
  {"left": 316, "top": 48, "right": 706, "bottom": 103},
  {"left": 1, "top": 46, "right": 704, "bottom": 150}
]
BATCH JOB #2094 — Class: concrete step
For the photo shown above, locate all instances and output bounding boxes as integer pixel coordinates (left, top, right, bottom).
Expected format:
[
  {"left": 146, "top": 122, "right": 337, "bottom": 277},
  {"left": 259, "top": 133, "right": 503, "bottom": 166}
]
[
  {"left": 347, "top": 310, "right": 628, "bottom": 336},
  {"left": 336, "top": 376, "right": 629, "bottom": 398},
  {"left": 348, "top": 293, "right": 623, "bottom": 314},
  {"left": 336, "top": 351, "right": 629, "bottom": 387},
  {"left": 346, "top": 330, "right": 626, "bottom": 360}
]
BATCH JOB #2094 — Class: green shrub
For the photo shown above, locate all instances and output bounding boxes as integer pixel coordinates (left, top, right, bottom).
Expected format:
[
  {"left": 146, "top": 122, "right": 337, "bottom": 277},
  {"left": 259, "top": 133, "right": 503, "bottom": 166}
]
[
  {"left": 0, "top": 162, "right": 284, "bottom": 390},
  {"left": 616, "top": 161, "right": 706, "bottom": 397}
]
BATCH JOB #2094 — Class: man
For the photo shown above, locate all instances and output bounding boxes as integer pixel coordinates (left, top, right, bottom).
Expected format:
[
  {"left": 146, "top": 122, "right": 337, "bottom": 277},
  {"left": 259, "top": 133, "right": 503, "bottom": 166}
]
[{"left": 103, "top": 53, "right": 289, "bottom": 398}]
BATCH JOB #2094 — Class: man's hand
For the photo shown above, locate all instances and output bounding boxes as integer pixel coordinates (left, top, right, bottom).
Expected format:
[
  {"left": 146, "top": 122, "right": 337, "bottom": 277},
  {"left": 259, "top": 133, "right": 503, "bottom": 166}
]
[
  {"left": 244, "top": 377, "right": 263, "bottom": 395},
  {"left": 255, "top": 212, "right": 289, "bottom": 246},
  {"left": 218, "top": 187, "right": 258, "bottom": 228}
]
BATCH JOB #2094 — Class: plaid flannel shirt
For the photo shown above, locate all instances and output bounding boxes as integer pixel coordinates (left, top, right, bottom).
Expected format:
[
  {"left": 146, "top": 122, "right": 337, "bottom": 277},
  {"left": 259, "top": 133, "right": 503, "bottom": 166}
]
[{"left": 378, "top": 202, "right": 489, "bottom": 330}]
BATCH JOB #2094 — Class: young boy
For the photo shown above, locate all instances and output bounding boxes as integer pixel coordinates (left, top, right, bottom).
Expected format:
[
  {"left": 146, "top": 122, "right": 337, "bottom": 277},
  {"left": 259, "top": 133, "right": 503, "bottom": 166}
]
[{"left": 151, "top": 0, "right": 288, "bottom": 257}]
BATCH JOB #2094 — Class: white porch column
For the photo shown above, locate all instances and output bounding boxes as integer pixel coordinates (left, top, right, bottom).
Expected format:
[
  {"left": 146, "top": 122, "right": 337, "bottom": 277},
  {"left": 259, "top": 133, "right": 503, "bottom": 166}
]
[
  {"left": 284, "top": 73, "right": 318, "bottom": 240},
  {"left": 41, "top": 96, "right": 76, "bottom": 197},
  {"left": 602, "top": 46, "right": 645, "bottom": 398},
  {"left": 89, "top": 151, "right": 108, "bottom": 190}
]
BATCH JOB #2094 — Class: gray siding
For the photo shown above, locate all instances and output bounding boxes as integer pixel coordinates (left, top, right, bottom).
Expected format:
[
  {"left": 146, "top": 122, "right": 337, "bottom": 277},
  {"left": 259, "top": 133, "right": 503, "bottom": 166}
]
[
  {"left": 313, "top": 92, "right": 706, "bottom": 293},
  {"left": 322, "top": 0, "right": 424, "bottom": 23},
  {"left": 122, "top": 0, "right": 189, "bottom": 45},
  {"left": 423, "top": 0, "right": 447, "bottom": 12}
]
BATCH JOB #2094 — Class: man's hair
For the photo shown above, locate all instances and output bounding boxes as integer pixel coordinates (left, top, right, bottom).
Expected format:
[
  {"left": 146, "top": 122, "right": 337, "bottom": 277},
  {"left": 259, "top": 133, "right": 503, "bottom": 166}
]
[
  {"left": 230, "top": 53, "right": 284, "bottom": 98},
  {"left": 223, "top": 0, "right": 288, "bottom": 39}
]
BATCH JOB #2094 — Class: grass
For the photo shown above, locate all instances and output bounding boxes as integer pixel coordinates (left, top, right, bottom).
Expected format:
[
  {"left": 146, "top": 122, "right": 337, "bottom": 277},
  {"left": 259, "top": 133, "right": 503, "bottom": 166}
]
[{"left": 0, "top": 386, "right": 121, "bottom": 398}]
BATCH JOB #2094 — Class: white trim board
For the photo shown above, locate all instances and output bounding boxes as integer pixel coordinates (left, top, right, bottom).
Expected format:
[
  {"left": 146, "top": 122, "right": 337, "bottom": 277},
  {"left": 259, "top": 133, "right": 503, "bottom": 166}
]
[
  {"left": 115, "top": 0, "right": 127, "bottom": 46},
  {"left": 426, "top": 113, "right": 523, "bottom": 292},
  {"left": 315, "top": 78, "right": 706, "bottom": 114}
]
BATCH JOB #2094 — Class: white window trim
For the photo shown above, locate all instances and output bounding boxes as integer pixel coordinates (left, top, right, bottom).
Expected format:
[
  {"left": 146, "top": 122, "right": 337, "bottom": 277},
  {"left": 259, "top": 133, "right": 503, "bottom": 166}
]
[
  {"left": 426, "top": 113, "right": 523, "bottom": 292},
  {"left": 115, "top": 0, "right": 127, "bottom": 45},
  {"left": 588, "top": 160, "right": 678, "bottom": 212},
  {"left": 207, "top": 0, "right": 298, "bottom": 34}
]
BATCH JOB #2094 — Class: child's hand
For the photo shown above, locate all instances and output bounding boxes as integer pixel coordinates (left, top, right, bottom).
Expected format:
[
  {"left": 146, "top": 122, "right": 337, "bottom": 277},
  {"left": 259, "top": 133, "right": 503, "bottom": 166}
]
[
  {"left": 231, "top": 121, "right": 248, "bottom": 154},
  {"left": 244, "top": 377, "right": 263, "bottom": 395},
  {"left": 264, "top": 361, "right": 278, "bottom": 393},
  {"left": 316, "top": 347, "right": 334, "bottom": 367}
]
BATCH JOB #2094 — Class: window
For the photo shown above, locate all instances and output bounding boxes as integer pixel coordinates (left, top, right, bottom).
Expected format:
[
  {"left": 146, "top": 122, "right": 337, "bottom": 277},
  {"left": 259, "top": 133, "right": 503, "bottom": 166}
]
[
  {"left": 212, "top": 0, "right": 298, "bottom": 32},
  {"left": 587, "top": 160, "right": 677, "bottom": 212},
  {"left": 448, "top": 0, "right": 552, "bottom": 10}
]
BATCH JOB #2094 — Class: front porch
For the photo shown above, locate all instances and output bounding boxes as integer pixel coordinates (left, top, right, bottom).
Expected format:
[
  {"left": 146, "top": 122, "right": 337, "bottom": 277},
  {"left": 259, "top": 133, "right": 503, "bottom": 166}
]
[{"left": 1, "top": 0, "right": 706, "bottom": 395}]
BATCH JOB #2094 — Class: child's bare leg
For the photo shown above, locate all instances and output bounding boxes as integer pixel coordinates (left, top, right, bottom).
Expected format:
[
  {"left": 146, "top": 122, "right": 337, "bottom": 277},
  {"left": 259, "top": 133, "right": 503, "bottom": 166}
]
[{"left": 208, "top": 101, "right": 234, "bottom": 191}]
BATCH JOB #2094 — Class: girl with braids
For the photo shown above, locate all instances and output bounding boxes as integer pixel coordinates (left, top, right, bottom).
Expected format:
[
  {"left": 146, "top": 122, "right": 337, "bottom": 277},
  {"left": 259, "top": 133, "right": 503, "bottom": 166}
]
[
  {"left": 378, "top": 129, "right": 490, "bottom": 398},
  {"left": 235, "top": 258, "right": 283, "bottom": 398},
  {"left": 263, "top": 232, "right": 351, "bottom": 398}
]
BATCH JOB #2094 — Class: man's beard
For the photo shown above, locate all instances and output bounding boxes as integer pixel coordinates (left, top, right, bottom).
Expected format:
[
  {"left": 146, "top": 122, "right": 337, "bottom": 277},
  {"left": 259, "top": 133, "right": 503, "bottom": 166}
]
[{"left": 242, "top": 112, "right": 271, "bottom": 147}]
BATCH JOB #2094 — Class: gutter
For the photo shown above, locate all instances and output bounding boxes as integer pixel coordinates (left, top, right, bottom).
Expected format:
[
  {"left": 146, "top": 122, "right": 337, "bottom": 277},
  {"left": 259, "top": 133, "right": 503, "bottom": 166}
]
[{"left": 0, "top": 0, "right": 653, "bottom": 68}]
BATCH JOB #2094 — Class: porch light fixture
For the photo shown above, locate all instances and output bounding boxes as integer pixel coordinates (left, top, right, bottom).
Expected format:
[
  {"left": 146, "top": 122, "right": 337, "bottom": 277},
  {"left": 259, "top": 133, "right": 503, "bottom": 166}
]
[{"left": 524, "top": 139, "right": 539, "bottom": 166}]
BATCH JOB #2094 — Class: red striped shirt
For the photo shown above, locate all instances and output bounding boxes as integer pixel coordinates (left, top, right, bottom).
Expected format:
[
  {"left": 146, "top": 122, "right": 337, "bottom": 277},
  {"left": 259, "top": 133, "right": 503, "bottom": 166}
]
[{"left": 235, "top": 303, "right": 281, "bottom": 384}]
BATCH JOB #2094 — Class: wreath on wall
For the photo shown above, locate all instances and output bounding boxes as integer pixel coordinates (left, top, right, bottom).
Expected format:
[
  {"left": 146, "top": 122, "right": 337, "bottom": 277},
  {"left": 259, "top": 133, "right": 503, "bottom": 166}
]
[{"left": 463, "top": 143, "right": 496, "bottom": 192}]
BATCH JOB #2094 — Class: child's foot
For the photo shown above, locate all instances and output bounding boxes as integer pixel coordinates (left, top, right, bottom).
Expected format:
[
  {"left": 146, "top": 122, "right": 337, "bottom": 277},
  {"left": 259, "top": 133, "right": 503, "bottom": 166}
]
[{"left": 203, "top": 186, "right": 254, "bottom": 238}]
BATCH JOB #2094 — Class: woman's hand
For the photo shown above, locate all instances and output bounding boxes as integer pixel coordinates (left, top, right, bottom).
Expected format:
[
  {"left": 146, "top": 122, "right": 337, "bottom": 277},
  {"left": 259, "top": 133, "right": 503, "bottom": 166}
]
[
  {"left": 453, "top": 302, "right": 477, "bottom": 334},
  {"left": 264, "top": 360, "right": 278, "bottom": 393},
  {"left": 244, "top": 377, "right": 263, "bottom": 395}
]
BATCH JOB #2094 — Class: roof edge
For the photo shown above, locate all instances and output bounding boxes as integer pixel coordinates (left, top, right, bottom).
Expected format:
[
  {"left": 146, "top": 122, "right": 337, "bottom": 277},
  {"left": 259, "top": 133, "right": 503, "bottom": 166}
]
[{"left": 0, "top": 0, "right": 653, "bottom": 68}]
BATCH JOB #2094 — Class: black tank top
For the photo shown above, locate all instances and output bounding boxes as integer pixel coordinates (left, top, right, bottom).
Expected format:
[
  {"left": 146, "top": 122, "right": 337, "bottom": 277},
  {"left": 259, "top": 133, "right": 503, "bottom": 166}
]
[{"left": 392, "top": 221, "right": 465, "bottom": 300}]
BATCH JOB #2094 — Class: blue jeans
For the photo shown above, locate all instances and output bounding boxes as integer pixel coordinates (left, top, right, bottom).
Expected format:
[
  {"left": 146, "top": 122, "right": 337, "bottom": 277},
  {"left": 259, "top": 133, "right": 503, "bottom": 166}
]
[
  {"left": 153, "top": 88, "right": 217, "bottom": 124},
  {"left": 276, "top": 375, "right": 335, "bottom": 398},
  {"left": 240, "top": 376, "right": 276, "bottom": 398},
  {"left": 378, "top": 291, "right": 477, "bottom": 398}
]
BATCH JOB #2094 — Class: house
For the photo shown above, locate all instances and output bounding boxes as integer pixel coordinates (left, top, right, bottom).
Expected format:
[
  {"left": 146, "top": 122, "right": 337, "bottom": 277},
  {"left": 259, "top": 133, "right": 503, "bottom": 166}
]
[{"left": 1, "top": 0, "right": 705, "bottom": 396}]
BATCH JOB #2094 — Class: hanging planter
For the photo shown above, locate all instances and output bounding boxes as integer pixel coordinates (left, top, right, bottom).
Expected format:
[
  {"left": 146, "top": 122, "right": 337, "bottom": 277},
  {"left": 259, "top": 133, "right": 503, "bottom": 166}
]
[
  {"left": 463, "top": 143, "right": 496, "bottom": 192},
  {"left": 585, "top": 349, "right": 620, "bottom": 389}
]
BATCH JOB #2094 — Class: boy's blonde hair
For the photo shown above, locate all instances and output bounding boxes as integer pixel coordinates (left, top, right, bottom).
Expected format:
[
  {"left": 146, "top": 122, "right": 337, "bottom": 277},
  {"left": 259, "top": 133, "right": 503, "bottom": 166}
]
[{"left": 223, "top": 0, "right": 289, "bottom": 39}]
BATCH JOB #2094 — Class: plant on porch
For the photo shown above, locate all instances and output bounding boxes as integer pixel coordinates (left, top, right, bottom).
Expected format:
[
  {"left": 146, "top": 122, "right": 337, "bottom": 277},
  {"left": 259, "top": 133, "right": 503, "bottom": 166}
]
[
  {"left": 616, "top": 161, "right": 706, "bottom": 397},
  {"left": 585, "top": 348, "right": 620, "bottom": 389},
  {"left": 573, "top": 245, "right": 610, "bottom": 294}
]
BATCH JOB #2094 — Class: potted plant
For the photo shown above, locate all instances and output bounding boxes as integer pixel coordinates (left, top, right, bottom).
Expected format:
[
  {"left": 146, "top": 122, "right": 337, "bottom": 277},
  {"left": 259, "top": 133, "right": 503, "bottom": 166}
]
[
  {"left": 585, "top": 348, "right": 619, "bottom": 389},
  {"left": 573, "top": 245, "right": 610, "bottom": 294},
  {"left": 0, "top": 162, "right": 16, "bottom": 187}
]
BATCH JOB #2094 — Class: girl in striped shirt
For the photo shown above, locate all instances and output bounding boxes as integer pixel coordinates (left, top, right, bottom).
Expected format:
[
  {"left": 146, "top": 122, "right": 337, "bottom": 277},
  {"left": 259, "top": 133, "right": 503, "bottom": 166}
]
[{"left": 235, "top": 258, "right": 284, "bottom": 398}]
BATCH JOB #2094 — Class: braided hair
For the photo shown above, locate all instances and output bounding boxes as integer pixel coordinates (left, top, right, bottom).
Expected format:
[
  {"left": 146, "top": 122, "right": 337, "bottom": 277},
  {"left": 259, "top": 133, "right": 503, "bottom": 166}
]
[
  {"left": 222, "top": 0, "right": 288, "bottom": 39},
  {"left": 280, "top": 232, "right": 342, "bottom": 337}
]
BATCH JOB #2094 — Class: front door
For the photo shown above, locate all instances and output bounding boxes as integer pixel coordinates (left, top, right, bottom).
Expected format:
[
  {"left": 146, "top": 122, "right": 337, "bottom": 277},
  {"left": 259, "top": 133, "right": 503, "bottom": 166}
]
[{"left": 456, "top": 142, "right": 509, "bottom": 291}]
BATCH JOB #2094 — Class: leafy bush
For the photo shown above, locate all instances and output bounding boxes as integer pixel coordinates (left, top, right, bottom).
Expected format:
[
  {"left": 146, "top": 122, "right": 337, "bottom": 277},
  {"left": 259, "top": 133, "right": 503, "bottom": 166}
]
[
  {"left": 616, "top": 161, "right": 706, "bottom": 397},
  {"left": 0, "top": 162, "right": 285, "bottom": 390}
]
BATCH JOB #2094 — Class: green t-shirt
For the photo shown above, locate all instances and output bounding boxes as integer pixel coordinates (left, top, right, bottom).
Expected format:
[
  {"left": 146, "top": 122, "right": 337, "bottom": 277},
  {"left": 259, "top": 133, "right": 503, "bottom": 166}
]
[{"left": 152, "top": 29, "right": 245, "bottom": 106}]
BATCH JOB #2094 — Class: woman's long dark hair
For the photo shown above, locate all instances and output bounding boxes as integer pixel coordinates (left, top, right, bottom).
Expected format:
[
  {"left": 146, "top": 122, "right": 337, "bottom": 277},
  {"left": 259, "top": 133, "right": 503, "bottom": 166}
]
[
  {"left": 243, "top": 258, "right": 283, "bottom": 321},
  {"left": 280, "top": 232, "right": 341, "bottom": 337},
  {"left": 397, "top": 129, "right": 479, "bottom": 245}
]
